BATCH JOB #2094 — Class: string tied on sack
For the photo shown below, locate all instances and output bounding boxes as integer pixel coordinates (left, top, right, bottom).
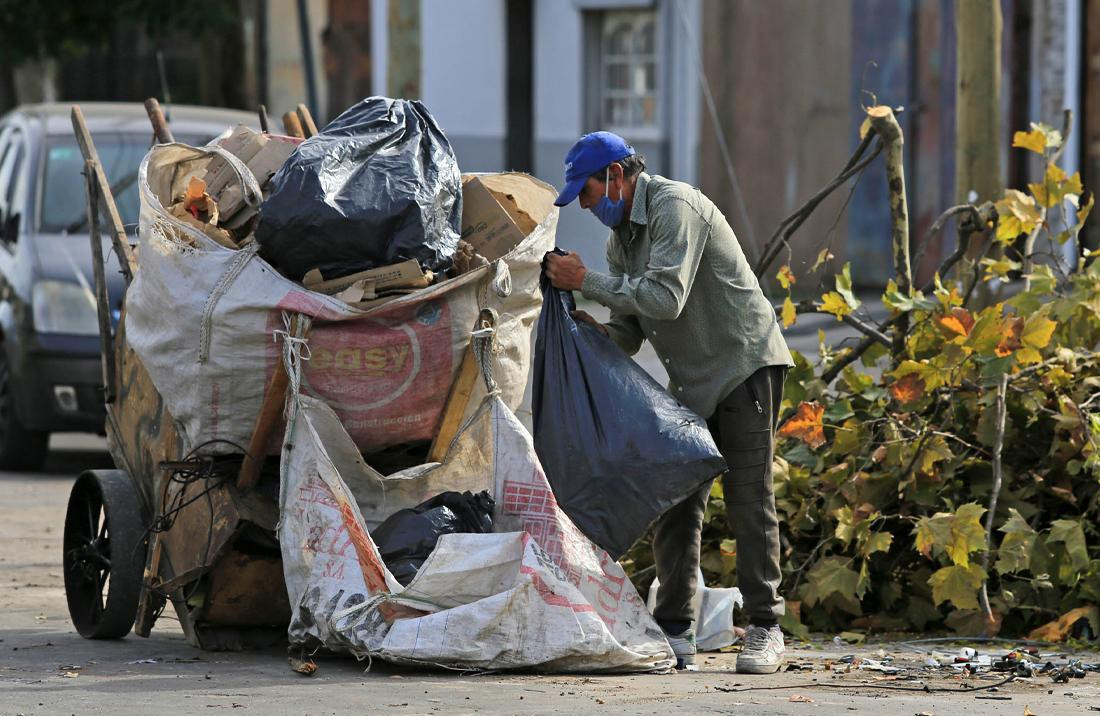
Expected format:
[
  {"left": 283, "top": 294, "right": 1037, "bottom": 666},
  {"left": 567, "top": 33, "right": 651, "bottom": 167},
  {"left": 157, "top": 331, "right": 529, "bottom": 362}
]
[
  {"left": 471, "top": 308, "right": 499, "bottom": 395},
  {"left": 275, "top": 311, "right": 312, "bottom": 535}
]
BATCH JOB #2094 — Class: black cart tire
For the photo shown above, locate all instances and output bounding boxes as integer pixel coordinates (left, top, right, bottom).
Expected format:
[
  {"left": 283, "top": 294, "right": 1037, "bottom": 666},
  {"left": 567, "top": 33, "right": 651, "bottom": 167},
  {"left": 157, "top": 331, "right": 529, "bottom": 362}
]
[
  {"left": 63, "top": 470, "right": 146, "bottom": 638},
  {"left": 0, "top": 350, "right": 48, "bottom": 471}
]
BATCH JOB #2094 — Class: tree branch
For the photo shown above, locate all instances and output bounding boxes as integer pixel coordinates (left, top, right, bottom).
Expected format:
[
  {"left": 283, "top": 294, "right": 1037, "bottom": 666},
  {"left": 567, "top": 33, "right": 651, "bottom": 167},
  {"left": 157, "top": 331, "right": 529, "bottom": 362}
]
[
  {"left": 911, "top": 204, "right": 982, "bottom": 277},
  {"left": 754, "top": 139, "right": 884, "bottom": 277},
  {"left": 979, "top": 372, "right": 1008, "bottom": 629},
  {"left": 782, "top": 300, "right": 891, "bottom": 346}
]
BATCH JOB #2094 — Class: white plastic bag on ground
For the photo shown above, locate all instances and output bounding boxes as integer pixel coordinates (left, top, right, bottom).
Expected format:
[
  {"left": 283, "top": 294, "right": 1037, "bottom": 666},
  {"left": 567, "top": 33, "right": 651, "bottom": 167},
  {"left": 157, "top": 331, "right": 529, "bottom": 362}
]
[
  {"left": 278, "top": 364, "right": 673, "bottom": 671},
  {"left": 647, "top": 572, "right": 743, "bottom": 652},
  {"left": 128, "top": 144, "right": 553, "bottom": 456}
]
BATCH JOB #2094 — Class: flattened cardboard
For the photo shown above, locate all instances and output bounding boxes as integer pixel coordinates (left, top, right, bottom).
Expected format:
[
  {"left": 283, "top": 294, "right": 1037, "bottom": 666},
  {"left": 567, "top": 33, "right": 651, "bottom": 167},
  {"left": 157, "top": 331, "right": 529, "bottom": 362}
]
[{"left": 305, "top": 259, "right": 428, "bottom": 295}]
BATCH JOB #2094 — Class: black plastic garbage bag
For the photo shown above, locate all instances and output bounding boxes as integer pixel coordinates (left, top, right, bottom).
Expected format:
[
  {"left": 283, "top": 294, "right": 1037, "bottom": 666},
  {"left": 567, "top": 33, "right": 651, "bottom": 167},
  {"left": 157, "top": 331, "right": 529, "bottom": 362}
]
[
  {"left": 371, "top": 490, "right": 495, "bottom": 586},
  {"left": 256, "top": 96, "right": 462, "bottom": 280},
  {"left": 532, "top": 267, "right": 727, "bottom": 559}
]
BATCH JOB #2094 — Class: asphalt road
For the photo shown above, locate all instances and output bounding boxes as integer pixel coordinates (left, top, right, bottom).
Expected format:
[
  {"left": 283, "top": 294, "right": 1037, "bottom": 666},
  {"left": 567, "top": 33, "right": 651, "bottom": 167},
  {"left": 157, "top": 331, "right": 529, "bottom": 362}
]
[{"left": 2, "top": 435, "right": 1099, "bottom": 715}]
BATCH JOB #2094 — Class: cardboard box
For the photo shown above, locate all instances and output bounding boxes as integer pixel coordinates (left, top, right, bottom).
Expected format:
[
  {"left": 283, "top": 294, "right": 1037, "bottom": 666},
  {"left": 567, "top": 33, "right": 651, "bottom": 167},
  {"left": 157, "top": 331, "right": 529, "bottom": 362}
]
[{"left": 460, "top": 173, "right": 556, "bottom": 262}]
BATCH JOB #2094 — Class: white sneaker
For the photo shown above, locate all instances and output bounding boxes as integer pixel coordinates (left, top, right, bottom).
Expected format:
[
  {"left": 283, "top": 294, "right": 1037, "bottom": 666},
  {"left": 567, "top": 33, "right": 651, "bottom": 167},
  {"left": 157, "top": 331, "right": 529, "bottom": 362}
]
[
  {"left": 736, "top": 625, "right": 785, "bottom": 674},
  {"left": 664, "top": 629, "right": 697, "bottom": 670}
]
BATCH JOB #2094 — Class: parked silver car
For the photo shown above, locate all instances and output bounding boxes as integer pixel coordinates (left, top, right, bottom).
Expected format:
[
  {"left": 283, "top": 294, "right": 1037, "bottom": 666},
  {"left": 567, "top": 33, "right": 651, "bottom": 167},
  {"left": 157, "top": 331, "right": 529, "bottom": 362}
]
[{"left": 0, "top": 102, "right": 257, "bottom": 469}]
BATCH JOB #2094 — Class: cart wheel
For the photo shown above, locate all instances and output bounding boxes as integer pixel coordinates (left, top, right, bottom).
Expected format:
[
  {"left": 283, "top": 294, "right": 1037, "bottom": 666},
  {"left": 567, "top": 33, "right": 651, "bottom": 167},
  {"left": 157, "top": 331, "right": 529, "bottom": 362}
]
[{"left": 63, "top": 470, "right": 146, "bottom": 639}]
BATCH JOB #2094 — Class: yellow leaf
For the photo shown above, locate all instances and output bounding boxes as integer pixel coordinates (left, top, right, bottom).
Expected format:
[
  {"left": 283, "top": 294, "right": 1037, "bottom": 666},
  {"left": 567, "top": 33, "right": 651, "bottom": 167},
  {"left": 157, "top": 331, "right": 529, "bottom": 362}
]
[
  {"left": 1012, "top": 128, "right": 1047, "bottom": 154},
  {"left": 820, "top": 291, "right": 853, "bottom": 320},
  {"left": 1027, "top": 605, "right": 1100, "bottom": 642},
  {"left": 1021, "top": 314, "right": 1056, "bottom": 350},
  {"left": 1065, "top": 170, "right": 1084, "bottom": 197},
  {"left": 995, "top": 214, "right": 1027, "bottom": 243},
  {"left": 995, "top": 190, "right": 1042, "bottom": 244},
  {"left": 1029, "top": 163, "right": 1067, "bottom": 208},
  {"left": 891, "top": 359, "right": 943, "bottom": 391},
  {"left": 946, "top": 503, "right": 988, "bottom": 568},
  {"left": 1015, "top": 347, "right": 1041, "bottom": 364},
  {"left": 859, "top": 117, "right": 872, "bottom": 140},
  {"left": 995, "top": 316, "right": 1024, "bottom": 357},
  {"left": 1077, "top": 193, "right": 1095, "bottom": 226},
  {"left": 934, "top": 307, "right": 975, "bottom": 338},
  {"left": 778, "top": 402, "right": 826, "bottom": 449},
  {"left": 928, "top": 564, "right": 986, "bottom": 610},
  {"left": 777, "top": 265, "right": 796, "bottom": 290},
  {"left": 781, "top": 296, "right": 797, "bottom": 328}
]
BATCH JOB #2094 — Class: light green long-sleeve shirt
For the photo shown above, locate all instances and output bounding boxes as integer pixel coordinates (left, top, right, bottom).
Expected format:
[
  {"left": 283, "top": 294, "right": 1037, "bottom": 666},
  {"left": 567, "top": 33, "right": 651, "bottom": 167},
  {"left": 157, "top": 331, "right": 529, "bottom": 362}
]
[{"left": 580, "top": 172, "right": 792, "bottom": 420}]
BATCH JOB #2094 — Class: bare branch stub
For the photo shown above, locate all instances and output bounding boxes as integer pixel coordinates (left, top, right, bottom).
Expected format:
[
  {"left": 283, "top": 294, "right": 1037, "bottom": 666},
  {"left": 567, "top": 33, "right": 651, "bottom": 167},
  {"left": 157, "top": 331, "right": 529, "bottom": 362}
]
[{"left": 866, "top": 105, "right": 911, "bottom": 365}]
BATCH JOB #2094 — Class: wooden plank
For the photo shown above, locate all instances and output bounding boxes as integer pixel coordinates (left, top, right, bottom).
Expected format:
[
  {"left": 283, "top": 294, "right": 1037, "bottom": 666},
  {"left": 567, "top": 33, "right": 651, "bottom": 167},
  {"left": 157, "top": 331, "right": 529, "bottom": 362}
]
[
  {"left": 237, "top": 360, "right": 289, "bottom": 490},
  {"left": 238, "top": 315, "right": 306, "bottom": 490},
  {"left": 428, "top": 309, "right": 495, "bottom": 462},
  {"left": 428, "top": 345, "right": 478, "bottom": 462},
  {"left": 282, "top": 111, "right": 305, "bottom": 139},
  {"left": 296, "top": 103, "right": 319, "bottom": 137},
  {"left": 70, "top": 106, "right": 135, "bottom": 282},
  {"left": 82, "top": 160, "right": 116, "bottom": 402},
  {"left": 143, "top": 97, "right": 174, "bottom": 143}
]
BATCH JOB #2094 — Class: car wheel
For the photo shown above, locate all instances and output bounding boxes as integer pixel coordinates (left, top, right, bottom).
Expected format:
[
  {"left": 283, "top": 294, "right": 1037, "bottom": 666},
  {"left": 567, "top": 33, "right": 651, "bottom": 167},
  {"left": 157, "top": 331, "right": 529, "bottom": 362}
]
[{"left": 0, "top": 350, "right": 49, "bottom": 471}]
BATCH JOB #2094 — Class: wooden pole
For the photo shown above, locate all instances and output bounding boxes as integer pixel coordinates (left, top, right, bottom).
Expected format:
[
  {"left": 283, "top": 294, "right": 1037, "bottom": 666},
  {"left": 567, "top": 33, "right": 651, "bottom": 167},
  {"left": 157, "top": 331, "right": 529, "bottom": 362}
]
[
  {"left": 143, "top": 98, "right": 174, "bottom": 144},
  {"left": 296, "top": 102, "right": 319, "bottom": 137},
  {"left": 71, "top": 106, "right": 136, "bottom": 282},
  {"left": 82, "top": 160, "right": 116, "bottom": 403},
  {"left": 955, "top": 0, "right": 1003, "bottom": 250},
  {"left": 282, "top": 111, "right": 305, "bottom": 139},
  {"left": 867, "top": 106, "right": 911, "bottom": 364},
  {"left": 387, "top": 0, "right": 421, "bottom": 98}
]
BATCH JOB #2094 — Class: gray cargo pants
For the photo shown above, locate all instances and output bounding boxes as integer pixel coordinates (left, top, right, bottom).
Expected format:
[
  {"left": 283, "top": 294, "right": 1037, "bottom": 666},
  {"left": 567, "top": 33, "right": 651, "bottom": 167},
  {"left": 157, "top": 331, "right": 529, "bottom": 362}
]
[{"left": 651, "top": 364, "right": 787, "bottom": 633}]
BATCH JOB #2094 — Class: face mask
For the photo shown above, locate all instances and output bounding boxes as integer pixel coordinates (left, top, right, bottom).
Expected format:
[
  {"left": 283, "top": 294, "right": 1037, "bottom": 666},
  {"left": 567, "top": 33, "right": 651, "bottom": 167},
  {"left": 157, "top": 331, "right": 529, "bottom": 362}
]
[{"left": 591, "top": 167, "right": 626, "bottom": 228}]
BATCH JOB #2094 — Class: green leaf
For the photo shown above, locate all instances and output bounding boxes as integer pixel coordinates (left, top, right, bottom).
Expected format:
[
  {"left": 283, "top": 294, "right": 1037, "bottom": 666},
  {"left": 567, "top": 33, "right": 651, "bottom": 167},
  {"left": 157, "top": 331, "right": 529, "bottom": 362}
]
[
  {"left": 811, "top": 248, "right": 835, "bottom": 272},
  {"left": 965, "top": 304, "right": 1006, "bottom": 354},
  {"left": 929, "top": 564, "right": 986, "bottom": 610},
  {"left": 1047, "top": 519, "right": 1089, "bottom": 573},
  {"left": 861, "top": 531, "right": 893, "bottom": 557},
  {"left": 801, "top": 556, "right": 860, "bottom": 608},
  {"left": 915, "top": 514, "right": 952, "bottom": 559},
  {"left": 824, "top": 398, "right": 855, "bottom": 424},
  {"left": 913, "top": 503, "right": 987, "bottom": 567},
  {"left": 778, "top": 608, "right": 810, "bottom": 642},
  {"left": 982, "top": 256, "right": 1022, "bottom": 280},
  {"left": 832, "top": 417, "right": 862, "bottom": 455},
  {"left": 835, "top": 263, "right": 862, "bottom": 311},
  {"left": 996, "top": 508, "right": 1037, "bottom": 574}
]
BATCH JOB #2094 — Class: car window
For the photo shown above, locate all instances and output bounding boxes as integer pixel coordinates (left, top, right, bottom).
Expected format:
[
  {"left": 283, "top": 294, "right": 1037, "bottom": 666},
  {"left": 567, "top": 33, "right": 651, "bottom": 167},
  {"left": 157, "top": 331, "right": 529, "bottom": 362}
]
[
  {"left": 38, "top": 131, "right": 211, "bottom": 234},
  {"left": 0, "top": 126, "right": 23, "bottom": 219},
  {"left": 4, "top": 138, "right": 24, "bottom": 209}
]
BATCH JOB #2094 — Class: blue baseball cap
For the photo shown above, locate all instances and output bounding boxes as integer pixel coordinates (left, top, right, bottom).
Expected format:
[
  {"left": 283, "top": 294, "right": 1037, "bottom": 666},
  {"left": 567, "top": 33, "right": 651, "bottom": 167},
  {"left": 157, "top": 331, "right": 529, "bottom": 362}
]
[{"left": 554, "top": 131, "right": 635, "bottom": 207}]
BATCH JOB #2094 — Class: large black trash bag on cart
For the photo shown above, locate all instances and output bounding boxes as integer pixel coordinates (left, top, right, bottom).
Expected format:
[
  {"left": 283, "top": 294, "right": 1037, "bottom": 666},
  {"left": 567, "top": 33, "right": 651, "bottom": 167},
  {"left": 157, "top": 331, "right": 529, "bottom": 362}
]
[
  {"left": 371, "top": 490, "right": 495, "bottom": 586},
  {"left": 532, "top": 261, "right": 727, "bottom": 559},
  {"left": 256, "top": 96, "right": 462, "bottom": 280}
]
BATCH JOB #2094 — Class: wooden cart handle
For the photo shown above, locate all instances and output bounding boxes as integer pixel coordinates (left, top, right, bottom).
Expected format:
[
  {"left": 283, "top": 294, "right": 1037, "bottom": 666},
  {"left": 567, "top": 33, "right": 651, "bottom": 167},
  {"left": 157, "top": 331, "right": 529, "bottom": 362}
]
[{"left": 144, "top": 98, "right": 174, "bottom": 144}]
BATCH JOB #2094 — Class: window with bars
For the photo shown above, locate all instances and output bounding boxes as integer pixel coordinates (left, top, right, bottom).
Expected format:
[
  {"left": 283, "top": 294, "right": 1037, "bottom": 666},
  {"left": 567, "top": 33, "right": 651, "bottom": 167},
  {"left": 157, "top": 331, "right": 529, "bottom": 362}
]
[{"left": 598, "top": 10, "right": 658, "bottom": 130}]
